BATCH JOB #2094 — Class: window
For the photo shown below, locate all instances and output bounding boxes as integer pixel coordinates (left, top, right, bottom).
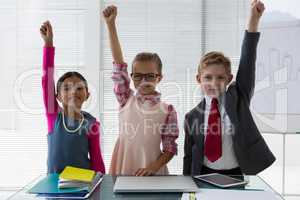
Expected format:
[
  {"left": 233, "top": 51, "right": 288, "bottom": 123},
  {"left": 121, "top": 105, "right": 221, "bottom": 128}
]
[
  {"left": 251, "top": 0, "right": 300, "bottom": 198},
  {"left": 0, "top": 0, "right": 101, "bottom": 188}
]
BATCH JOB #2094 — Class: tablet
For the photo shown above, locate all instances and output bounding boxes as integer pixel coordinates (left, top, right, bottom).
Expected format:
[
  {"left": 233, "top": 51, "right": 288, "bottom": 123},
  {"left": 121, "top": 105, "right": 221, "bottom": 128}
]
[{"left": 194, "top": 173, "right": 248, "bottom": 188}]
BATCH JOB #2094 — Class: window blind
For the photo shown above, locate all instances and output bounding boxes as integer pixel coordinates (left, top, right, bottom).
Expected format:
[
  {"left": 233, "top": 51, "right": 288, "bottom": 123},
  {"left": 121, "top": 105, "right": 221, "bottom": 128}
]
[{"left": 100, "top": 0, "right": 249, "bottom": 174}]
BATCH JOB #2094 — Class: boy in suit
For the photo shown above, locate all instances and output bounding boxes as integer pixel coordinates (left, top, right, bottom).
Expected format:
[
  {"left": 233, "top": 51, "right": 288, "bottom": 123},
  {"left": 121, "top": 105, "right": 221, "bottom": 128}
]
[{"left": 183, "top": 0, "right": 275, "bottom": 176}]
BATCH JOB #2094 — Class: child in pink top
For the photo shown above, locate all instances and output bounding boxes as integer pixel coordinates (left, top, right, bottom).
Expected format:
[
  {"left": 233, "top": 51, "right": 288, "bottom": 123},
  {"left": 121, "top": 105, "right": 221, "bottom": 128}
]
[
  {"left": 40, "top": 21, "right": 105, "bottom": 173},
  {"left": 103, "top": 6, "right": 179, "bottom": 176}
]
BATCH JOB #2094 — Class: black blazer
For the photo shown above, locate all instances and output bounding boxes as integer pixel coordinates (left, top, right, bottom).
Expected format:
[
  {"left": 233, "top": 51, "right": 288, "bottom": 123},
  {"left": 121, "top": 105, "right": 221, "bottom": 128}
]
[{"left": 183, "top": 31, "right": 276, "bottom": 175}]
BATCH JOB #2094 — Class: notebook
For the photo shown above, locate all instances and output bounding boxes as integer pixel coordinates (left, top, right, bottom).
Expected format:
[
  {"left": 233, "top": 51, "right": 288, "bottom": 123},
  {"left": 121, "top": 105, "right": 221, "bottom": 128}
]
[
  {"left": 113, "top": 176, "right": 199, "bottom": 193},
  {"left": 58, "top": 166, "right": 95, "bottom": 189},
  {"left": 59, "top": 166, "right": 95, "bottom": 183}
]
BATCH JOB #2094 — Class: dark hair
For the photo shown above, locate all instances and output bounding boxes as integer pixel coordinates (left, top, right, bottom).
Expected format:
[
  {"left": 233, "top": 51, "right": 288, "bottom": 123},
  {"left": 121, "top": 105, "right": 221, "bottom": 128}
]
[
  {"left": 132, "top": 52, "right": 163, "bottom": 74},
  {"left": 56, "top": 71, "right": 88, "bottom": 94}
]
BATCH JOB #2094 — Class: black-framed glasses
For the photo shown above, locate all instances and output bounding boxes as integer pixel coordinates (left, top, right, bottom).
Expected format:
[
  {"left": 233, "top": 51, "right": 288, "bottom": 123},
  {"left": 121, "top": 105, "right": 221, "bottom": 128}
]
[{"left": 130, "top": 73, "right": 160, "bottom": 81}]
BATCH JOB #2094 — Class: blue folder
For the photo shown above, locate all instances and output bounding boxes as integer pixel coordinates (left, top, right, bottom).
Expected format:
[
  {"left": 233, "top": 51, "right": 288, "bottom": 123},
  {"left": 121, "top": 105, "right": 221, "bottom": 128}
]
[{"left": 28, "top": 173, "right": 89, "bottom": 194}]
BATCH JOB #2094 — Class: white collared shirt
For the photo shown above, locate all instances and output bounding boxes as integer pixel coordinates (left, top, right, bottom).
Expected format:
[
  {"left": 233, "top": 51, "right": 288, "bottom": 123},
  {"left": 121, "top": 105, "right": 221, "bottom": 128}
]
[{"left": 203, "top": 94, "right": 239, "bottom": 170}]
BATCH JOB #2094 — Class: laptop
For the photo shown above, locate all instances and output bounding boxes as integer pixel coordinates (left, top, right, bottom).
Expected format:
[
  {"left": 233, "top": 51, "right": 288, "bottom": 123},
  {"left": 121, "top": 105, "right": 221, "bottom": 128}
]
[{"left": 113, "top": 176, "right": 199, "bottom": 193}]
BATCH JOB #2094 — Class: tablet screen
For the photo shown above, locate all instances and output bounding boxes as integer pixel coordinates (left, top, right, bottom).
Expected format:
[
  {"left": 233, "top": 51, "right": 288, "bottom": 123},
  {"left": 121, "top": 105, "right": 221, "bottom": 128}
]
[{"left": 197, "top": 174, "right": 244, "bottom": 185}]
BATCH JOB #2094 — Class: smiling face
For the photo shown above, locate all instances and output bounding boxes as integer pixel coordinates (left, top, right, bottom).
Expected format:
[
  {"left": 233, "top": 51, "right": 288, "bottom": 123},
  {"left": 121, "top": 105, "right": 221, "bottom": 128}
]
[
  {"left": 131, "top": 60, "right": 162, "bottom": 95},
  {"left": 197, "top": 64, "right": 233, "bottom": 98},
  {"left": 57, "top": 76, "right": 90, "bottom": 111}
]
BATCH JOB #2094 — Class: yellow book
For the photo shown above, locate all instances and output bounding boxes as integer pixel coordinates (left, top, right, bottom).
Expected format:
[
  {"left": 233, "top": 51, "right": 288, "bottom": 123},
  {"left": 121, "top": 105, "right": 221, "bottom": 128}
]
[{"left": 59, "top": 166, "right": 95, "bottom": 183}]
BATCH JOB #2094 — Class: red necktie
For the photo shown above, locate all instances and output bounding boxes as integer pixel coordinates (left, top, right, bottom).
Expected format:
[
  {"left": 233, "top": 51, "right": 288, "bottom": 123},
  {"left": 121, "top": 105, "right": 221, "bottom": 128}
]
[{"left": 204, "top": 98, "right": 222, "bottom": 162}]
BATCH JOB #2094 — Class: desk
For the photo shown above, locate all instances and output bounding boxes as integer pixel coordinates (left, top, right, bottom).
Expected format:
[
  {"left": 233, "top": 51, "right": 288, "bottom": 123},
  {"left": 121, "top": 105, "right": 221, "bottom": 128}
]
[{"left": 9, "top": 175, "right": 284, "bottom": 200}]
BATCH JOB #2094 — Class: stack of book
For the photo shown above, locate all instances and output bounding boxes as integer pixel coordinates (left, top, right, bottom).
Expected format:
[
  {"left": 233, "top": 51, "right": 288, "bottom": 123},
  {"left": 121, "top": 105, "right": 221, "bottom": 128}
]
[
  {"left": 27, "top": 166, "right": 103, "bottom": 199},
  {"left": 58, "top": 166, "right": 96, "bottom": 189}
]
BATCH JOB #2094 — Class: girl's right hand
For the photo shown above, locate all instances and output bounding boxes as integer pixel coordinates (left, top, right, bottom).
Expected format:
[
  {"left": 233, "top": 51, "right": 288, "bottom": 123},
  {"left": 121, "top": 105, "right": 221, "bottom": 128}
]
[
  {"left": 102, "top": 5, "right": 117, "bottom": 25},
  {"left": 40, "top": 21, "right": 53, "bottom": 47}
]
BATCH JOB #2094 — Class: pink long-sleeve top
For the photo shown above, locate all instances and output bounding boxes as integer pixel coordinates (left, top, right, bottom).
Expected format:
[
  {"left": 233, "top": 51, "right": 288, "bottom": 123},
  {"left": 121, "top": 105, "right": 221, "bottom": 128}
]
[{"left": 42, "top": 46, "right": 105, "bottom": 173}]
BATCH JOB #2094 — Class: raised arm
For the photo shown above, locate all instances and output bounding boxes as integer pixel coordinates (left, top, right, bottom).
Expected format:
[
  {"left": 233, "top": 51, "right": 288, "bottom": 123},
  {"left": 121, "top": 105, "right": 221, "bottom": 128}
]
[
  {"left": 236, "top": 0, "right": 265, "bottom": 102},
  {"left": 40, "top": 21, "right": 59, "bottom": 133},
  {"left": 103, "top": 6, "right": 132, "bottom": 107},
  {"left": 102, "top": 5, "right": 124, "bottom": 64}
]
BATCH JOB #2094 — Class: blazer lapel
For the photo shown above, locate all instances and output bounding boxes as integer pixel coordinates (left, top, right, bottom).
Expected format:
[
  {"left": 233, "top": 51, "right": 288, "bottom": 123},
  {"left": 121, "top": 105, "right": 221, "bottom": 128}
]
[
  {"left": 193, "top": 99, "right": 206, "bottom": 151},
  {"left": 191, "top": 99, "right": 206, "bottom": 175},
  {"left": 225, "top": 84, "right": 238, "bottom": 126}
]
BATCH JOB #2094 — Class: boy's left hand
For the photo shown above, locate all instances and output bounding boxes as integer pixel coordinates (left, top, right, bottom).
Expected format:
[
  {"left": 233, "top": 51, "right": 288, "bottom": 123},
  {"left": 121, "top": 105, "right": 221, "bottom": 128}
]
[
  {"left": 248, "top": 0, "right": 265, "bottom": 32},
  {"left": 250, "top": 0, "right": 265, "bottom": 21}
]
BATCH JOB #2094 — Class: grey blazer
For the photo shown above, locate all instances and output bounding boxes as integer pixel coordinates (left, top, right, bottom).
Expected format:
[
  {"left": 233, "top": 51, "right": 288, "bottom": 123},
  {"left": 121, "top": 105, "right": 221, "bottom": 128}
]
[{"left": 183, "top": 31, "right": 276, "bottom": 176}]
